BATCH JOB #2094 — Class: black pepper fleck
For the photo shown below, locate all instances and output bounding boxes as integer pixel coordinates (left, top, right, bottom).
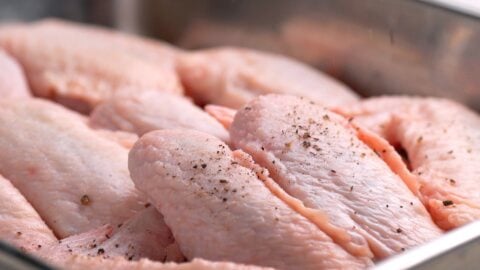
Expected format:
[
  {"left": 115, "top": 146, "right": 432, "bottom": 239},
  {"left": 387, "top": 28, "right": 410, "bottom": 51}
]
[
  {"left": 302, "top": 141, "right": 311, "bottom": 148},
  {"left": 443, "top": 200, "right": 454, "bottom": 206},
  {"left": 80, "top": 195, "right": 91, "bottom": 205}
]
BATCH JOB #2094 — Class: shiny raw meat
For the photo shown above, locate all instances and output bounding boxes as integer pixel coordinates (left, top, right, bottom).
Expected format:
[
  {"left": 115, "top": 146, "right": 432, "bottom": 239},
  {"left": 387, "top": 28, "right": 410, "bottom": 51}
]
[
  {"left": 336, "top": 97, "right": 480, "bottom": 230},
  {"left": 129, "top": 129, "right": 370, "bottom": 270},
  {"left": 0, "top": 175, "right": 57, "bottom": 252},
  {"left": 0, "top": 49, "right": 29, "bottom": 98},
  {"left": 94, "top": 128, "right": 139, "bottom": 149},
  {"left": 0, "top": 174, "right": 182, "bottom": 263},
  {"left": 34, "top": 18, "right": 179, "bottom": 67},
  {"left": 230, "top": 95, "right": 442, "bottom": 259},
  {"left": 0, "top": 20, "right": 182, "bottom": 113},
  {"left": 49, "top": 207, "right": 185, "bottom": 262},
  {"left": 0, "top": 98, "right": 145, "bottom": 238},
  {"left": 51, "top": 256, "right": 271, "bottom": 270},
  {"left": 177, "top": 47, "right": 359, "bottom": 109},
  {"left": 90, "top": 89, "right": 229, "bottom": 141},
  {"left": 204, "top": 104, "right": 236, "bottom": 130}
]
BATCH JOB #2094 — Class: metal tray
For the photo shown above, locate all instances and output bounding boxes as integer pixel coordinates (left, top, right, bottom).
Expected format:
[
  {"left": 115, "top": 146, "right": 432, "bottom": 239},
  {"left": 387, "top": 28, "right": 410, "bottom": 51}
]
[
  {"left": 0, "top": 1, "right": 479, "bottom": 269},
  {"left": 109, "top": 0, "right": 480, "bottom": 111}
]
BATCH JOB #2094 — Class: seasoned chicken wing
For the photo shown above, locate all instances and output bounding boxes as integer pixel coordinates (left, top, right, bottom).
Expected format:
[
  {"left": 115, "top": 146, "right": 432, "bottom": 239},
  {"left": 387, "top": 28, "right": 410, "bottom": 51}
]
[
  {"left": 129, "top": 129, "right": 371, "bottom": 270},
  {"left": 230, "top": 95, "right": 442, "bottom": 259},
  {"left": 337, "top": 96, "right": 480, "bottom": 230},
  {"left": 0, "top": 98, "right": 145, "bottom": 238}
]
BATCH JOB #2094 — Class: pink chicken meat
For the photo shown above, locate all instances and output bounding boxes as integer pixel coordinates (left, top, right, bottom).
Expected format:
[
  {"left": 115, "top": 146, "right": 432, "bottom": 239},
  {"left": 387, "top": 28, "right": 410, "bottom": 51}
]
[
  {"left": 0, "top": 173, "right": 183, "bottom": 263},
  {"left": 33, "top": 18, "right": 179, "bottom": 68},
  {"left": 50, "top": 207, "right": 185, "bottom": 262},
  {"left": 0, "top": 98, "right": 145, "bottom": 238},
  {"left": 0, "top": 49, "right": 30, "bottom": 98},
  {"left": 129, "top": 129, "right": 371, "bottom": 270},
  {"left": 336, "top": 96, "right": 480, "bottom": 230},
  {"left": 0, "top": 20, "right": 182, "bottom": 113},
  {"left": 177, "top": 47, "right": 359, "bottom": 109},
  {"left": 52, "top": 256, "right": 272, "bottom": 270},
  {"left": 0, "top": 175, "right": 57, "bottom": 252},
  {"left": 230, "top": 95, "right": 442, "bottom": 259},
  {"left": 90, "top": 89, "right": 229, "bottom": 141}
]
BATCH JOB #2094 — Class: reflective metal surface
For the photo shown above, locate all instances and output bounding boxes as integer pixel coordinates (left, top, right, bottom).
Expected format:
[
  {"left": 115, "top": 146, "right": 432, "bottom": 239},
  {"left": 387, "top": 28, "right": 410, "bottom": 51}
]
[
  {"left": 0, "top": 241, "right": 55, "bottom": 270},
  {"left": 375, "top": 221, "right": 480, "bottom": 270}
]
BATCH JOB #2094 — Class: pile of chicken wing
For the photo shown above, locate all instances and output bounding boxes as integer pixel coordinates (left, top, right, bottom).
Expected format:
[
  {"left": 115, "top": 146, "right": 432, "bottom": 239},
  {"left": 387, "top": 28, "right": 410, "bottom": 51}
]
[{"left": 0, "top": 19, "right": 479, "bottom": 270}]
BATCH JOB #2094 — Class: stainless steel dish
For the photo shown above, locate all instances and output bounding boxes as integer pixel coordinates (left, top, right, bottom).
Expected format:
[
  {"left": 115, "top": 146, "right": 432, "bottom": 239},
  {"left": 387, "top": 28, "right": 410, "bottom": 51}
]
[
  {"left": 0, "top": 0, "right": 479, "bottom": 269},
  {"left": 376, "top": 221, "right": 480, "bottom": 270}
]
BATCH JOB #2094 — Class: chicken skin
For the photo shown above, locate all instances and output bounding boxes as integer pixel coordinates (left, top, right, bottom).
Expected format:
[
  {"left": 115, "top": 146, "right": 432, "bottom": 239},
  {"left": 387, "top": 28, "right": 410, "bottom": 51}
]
[
  {"left": 129, "top": 129, "right": 371, "bottom": 270},
  {"left": 90, "top": 89, "right": 229, "bottom": 141},
  {"left": 230, "top": 95, "right": 442, "bottom": 259},
  {"left": 0, "top": 20, "right": 182, "bottom": 113},
  {"left": 0, "top": 98, "right": 145, "bottom": 238},
  {"left": 177, "top": 47, "right": 358, "bottom": 109},
  {"left": 336, "top": 97, "right": 480, "bottom": 230},
  {"left": 0, "top": 49, "right": 30, "bottom": 98}
]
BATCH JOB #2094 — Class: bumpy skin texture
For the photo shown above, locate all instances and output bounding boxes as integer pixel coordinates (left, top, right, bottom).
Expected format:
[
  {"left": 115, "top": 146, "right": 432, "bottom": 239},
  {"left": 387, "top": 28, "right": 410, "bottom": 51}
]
[
  {"left": 129, "top": 129, "right": 369, "bottom": 270},
  {"left": 0, "top": 175, "right": 57, "bottom": 252},
  {"left": 177, "top": 47, "right": 359, "bottom": 109},
  {"left": 0, "top": 49, "right": 30, "bottom": 98},
  {"left": 90, "top": 89, "right": 229, "bottom": 141},
  {"left": 49, "top": 207, "right": 185, "bottom": 263},
  {"left": 230, "top": 95, "right": 442, "bottom": 259},
  {"left": 50, "top": 256, "right": 272, "bottom": 270},
  {"left": 0, "top": 20, "right": 182, "bottom": 113},
  {"left": 0, "top": 98, "right": 145, "bottom": 238},
  {"left": 336, "top": 96, "right": 480, "bottom": 230}
]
